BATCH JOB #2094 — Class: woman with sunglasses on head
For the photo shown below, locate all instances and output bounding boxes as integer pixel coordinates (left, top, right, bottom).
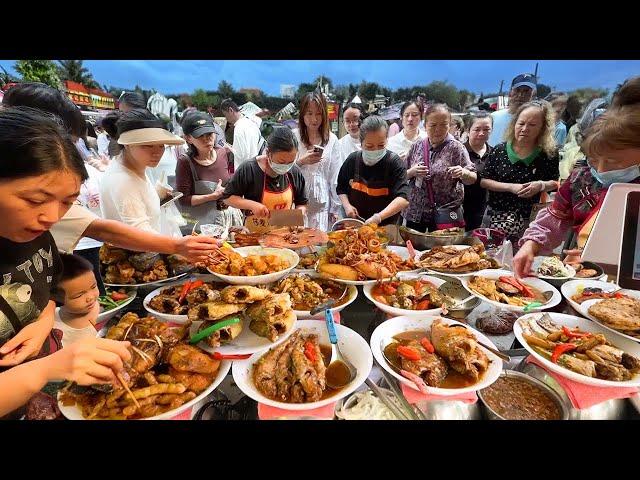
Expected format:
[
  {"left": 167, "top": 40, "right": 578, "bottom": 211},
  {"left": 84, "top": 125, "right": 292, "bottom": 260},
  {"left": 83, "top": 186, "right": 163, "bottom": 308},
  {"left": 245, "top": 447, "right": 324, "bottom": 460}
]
[
  {"left": 513, "top": 77, "right": 640, "bottom": 278},
  {"left": 480, "top": 100, "right": 560, "bottom": 243},
  {"left": 0, "top": 107, "right": 131, "bottom": 418}
]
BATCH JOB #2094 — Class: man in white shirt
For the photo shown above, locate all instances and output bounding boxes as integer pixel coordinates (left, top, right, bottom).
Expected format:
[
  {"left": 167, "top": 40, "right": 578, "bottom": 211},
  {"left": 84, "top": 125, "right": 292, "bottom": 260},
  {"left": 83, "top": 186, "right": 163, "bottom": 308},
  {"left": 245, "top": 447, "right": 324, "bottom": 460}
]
[
  {"left": 220, "top": 98, "right": 265, "bottom": 171},
  {"left": 488, "top": 73, "right": 537, "bottom": 146}
]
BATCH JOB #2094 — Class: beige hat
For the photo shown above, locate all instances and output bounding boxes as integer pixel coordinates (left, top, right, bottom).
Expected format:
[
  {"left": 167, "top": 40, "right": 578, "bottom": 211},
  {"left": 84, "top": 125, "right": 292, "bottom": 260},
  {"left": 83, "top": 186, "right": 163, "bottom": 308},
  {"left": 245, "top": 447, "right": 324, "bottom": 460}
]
[{"left": 118, "top": 128, "right": 185, "bottom": 146}]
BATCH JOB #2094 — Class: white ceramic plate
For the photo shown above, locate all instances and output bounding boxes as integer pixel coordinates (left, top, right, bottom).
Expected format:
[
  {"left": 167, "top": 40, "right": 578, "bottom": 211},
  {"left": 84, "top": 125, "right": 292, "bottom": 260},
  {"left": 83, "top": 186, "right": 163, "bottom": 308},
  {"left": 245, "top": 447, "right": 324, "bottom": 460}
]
[
  {"left": 532, "top": 256, "right": 576, "bottom": 281},
  {"left": 192, "top": 311, "right": 298, "bottom": 356},
  {"left": 370, "top": 315, "right": 502, "bottom": 395},
  {"left": 461, "top": 269, "right": 561, "bottom": 313},
  {"left": 207, "top": 246, "right": 299, "bottom": 286},
  {"left": 580, "top": 294, "right": 640, "bottom": 344},
  {"left": 58, "top": 360, "right": 231, "bottom": 420},
  {"left": 143, "top": 274, "right": 223, "bottom": 324},
  {"left": 232, "top": 319, "right": 373, "bottom": 410},
  {"left": 362, "top": 274, "right": 447, "bottom": 317},
  {"left": 420, "top": 245, "right": 492, "bottom": 278},
  {"left": 561, "top": 279, "right": 620, "bottom": 316},
  {"left": 514, "top": 312, "right": 640, "bottom": 387},
  {"left": 97, "top": 289, "right": 137, "bottom": 323}
]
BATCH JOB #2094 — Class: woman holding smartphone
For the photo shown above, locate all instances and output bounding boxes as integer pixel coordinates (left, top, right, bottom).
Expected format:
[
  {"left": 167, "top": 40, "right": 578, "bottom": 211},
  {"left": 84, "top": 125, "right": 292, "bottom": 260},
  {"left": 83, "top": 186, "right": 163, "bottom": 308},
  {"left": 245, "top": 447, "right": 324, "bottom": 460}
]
[{"left": 293, "top": 92, "right": 342, "bottom": 231}]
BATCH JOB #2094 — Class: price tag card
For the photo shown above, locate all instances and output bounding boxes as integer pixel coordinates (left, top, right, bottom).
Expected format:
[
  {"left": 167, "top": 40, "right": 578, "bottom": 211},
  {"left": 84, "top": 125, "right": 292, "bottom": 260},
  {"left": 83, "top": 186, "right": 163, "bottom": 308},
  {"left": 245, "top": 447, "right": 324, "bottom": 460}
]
[{"left": 245, "top": 215, "right": 271, "bottom": 233}]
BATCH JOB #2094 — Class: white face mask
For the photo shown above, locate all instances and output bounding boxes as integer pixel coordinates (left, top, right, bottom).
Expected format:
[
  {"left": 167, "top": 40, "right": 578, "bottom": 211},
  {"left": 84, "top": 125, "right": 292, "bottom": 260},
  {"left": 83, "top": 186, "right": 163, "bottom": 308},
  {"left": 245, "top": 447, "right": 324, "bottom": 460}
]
[
  {"left": 362, "top": 148, "right": 386, "bottom": 166},
  {"left": 269, "top": 157, "right": 294, "bottom": 175}
]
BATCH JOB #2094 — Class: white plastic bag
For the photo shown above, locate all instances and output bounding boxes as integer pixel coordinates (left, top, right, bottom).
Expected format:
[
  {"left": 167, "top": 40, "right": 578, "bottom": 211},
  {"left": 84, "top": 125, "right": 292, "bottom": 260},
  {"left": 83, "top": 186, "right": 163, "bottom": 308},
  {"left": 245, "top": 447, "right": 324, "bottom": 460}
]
[{"left": 486, "top": 240, "right": 513, "bottom": 270}]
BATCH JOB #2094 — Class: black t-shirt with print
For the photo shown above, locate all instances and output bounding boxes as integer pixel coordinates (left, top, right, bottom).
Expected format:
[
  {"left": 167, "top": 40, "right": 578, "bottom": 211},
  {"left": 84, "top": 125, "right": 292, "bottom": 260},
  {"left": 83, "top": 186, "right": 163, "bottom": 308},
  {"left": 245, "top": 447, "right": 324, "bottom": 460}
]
[
  {"left": 0, "top": 231, "right": 62, "bottom": 347},
  {"left": 223, "top": 158, "right": 308, "bottom": 207},
  {"left": 463, "top": 142, "right": 492, "bottom": 218},
  {"left": 480, "top": 142, "right": 559, "bottom": 215}
]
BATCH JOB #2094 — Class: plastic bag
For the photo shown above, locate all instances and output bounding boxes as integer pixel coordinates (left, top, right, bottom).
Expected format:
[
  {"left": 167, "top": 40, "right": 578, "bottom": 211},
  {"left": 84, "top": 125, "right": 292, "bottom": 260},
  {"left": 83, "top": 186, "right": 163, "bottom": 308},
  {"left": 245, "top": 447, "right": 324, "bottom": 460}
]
[
  {"left": 160, "top": 201, "right": 187, "bottom": 238},
  {"left": 486, "top": 239, "right": 513, "bottom": 271}
]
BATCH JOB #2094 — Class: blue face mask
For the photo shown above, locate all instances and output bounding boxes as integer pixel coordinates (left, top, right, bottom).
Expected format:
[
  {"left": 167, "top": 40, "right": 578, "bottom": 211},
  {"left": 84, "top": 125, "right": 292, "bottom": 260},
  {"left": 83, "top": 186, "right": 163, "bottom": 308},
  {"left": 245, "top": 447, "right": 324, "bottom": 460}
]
[
  {"left": 362, "top": 148, "right": 387, "bottom": 166},
  {"left": 590, "top": 163, "right": 640, "bottom": 187}
]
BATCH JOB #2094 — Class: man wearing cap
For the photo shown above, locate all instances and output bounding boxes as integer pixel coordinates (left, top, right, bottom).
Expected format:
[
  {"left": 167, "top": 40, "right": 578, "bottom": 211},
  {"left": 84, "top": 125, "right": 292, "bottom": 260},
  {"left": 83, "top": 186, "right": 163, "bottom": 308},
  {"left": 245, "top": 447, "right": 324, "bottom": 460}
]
[
  {"left": 488, "top": 73, "right": 537, "bottom": 146},
  {"left": 176, "top": 111, "right": 242, "bottom": 229},
  {"left": 220, "top": 98, "right": 265, "bottom": 171}
]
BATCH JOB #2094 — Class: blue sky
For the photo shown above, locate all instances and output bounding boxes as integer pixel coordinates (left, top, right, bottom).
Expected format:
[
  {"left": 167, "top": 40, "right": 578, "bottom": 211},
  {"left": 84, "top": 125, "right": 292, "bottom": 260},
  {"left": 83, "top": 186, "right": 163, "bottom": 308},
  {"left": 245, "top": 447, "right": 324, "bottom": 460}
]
[{"left": 2, "top": 60, "right": 638, "bottom": 96}]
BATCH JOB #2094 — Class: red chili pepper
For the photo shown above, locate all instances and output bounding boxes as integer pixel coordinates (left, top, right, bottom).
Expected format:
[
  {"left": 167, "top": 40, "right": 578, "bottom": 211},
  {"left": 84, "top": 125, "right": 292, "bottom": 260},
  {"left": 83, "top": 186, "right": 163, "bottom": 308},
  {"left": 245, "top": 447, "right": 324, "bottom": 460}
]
[
  {"left": 420, "top": 337, "right": 435, "bottom": 353},
  {"left": 551, "top": 343, "right": 577, "bottom": 363},
  {"left": 304, "top": 341, "right": 317, "bottom": 363},
  {"left": 212, "top": 352, "right": 251, "bottom": 360},
  {"left": 396, "top": 345, "right": 421, "bottom": 361},
  {"left": 562, "top": 326, "right": 592, "bottom": 339},
  {"left": 614, "top": 292, "right": 625, "bottom": 299},
  {"left": 415, "top": 299, "right": 430, "bottom": 310},
  {"left": 382, "top": 284, "right": 397, "bottom": 296},
  {"left": 190, "top": 280, "right": 205, "bottom": 290},
  {"left": 498, "top": 276, "right": 535, "bottom": 298},
  {"left": 178, "top": 281, "right": 192, "bottom": 303},
  {"left": 109, "top": 291, "right": 129, "bottom": 301}
]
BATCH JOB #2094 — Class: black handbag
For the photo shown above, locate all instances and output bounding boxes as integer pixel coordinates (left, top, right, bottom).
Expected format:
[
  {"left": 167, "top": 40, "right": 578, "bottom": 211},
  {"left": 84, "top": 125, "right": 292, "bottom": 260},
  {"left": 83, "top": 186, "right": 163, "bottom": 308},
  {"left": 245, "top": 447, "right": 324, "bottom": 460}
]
[{"left": 421, "top": 139, "right": 466, "bottom": 229}]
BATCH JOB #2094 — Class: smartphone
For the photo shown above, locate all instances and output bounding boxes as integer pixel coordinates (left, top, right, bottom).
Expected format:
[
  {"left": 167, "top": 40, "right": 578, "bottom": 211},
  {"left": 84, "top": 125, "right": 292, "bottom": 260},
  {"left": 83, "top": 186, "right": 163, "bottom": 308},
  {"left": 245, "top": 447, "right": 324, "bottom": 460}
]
[{"left": 313, "top": 145, "right": 325, "bottom": 154}]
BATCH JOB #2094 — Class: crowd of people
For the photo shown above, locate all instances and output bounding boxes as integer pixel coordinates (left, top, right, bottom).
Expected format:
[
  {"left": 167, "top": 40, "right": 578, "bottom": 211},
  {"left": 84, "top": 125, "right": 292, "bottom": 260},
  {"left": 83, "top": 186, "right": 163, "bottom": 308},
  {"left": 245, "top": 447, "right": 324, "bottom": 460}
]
[{"left": 1, "top": 69, "right": 639, "bottom": 418}]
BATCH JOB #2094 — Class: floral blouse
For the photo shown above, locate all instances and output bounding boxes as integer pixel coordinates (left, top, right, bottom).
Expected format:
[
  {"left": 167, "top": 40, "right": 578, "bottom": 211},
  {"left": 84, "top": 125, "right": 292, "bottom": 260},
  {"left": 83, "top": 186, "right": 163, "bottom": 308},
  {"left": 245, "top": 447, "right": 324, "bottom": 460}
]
[{"left": 403, "top": 133, "right": 475, "bottom": 224}]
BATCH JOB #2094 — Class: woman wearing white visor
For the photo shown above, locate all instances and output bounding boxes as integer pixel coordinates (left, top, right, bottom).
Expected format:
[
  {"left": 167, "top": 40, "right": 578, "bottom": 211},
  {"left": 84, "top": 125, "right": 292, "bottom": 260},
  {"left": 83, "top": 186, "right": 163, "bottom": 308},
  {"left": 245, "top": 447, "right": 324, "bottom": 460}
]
[{"left": 99, "top": 109, "right": 185, "bottom": 235}]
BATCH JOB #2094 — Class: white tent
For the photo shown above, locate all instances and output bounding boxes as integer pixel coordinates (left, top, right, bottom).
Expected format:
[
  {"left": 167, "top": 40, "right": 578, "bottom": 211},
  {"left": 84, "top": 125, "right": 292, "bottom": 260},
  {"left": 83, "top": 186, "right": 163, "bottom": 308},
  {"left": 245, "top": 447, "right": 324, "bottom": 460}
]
[{"left": 350, "top": 94, "right": 362, "bottom": 104}]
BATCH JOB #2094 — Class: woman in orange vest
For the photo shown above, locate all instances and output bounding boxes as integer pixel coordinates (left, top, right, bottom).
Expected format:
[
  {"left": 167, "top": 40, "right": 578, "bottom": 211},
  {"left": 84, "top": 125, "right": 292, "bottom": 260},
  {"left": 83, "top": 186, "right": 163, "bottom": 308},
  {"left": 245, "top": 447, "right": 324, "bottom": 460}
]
[
  {"left": 223, "top": 127, "right": 308, "bottom": 220},
  {"left": 337, "top": 115, "right": 410, "bottom": 225}
]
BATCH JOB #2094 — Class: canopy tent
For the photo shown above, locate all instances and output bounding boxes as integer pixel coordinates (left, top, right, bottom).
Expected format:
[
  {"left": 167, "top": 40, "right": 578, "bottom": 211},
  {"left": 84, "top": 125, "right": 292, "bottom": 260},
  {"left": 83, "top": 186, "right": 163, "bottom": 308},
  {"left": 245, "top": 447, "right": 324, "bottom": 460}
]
[{"left": 377, "top": 102, "right": 403, "bottom": 120}]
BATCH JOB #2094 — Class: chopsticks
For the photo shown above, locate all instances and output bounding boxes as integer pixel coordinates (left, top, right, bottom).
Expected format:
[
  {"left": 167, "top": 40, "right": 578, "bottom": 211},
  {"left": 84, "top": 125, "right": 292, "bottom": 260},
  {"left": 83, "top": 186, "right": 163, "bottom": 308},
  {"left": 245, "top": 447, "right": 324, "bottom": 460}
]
[{"left": 89, "top": 321, "right": 141, "bottom": 411}]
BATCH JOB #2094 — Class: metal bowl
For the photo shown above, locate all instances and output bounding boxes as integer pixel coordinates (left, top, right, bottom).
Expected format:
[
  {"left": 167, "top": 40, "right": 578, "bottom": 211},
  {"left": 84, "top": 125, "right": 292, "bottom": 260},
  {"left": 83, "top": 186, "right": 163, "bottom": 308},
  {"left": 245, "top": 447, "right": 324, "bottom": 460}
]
[
  {"left": 446, "top": 297, "right": 481, "bottom": 320},
  {"left": 399, "top": 226, "right": 467, "bottom": 251},
  {"left": 478, "top": 370, "right": 570, "bottom": 420},
  {"left": 516, "top": 360, "right": 630, "bottom": 420},
  {"left": 331, "top": 218, "right": 364, "bottom": 231}
]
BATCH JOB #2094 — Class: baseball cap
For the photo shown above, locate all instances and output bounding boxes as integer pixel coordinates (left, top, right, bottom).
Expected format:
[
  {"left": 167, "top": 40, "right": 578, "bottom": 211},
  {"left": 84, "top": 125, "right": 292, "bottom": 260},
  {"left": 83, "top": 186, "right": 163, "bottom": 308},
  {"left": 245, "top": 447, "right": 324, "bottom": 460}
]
[
  {"left": 182, "top": 111, "right": 217, "bottom": 137},
  {"left": 511, "top": 73, "right": 537, "bottom": 90}
]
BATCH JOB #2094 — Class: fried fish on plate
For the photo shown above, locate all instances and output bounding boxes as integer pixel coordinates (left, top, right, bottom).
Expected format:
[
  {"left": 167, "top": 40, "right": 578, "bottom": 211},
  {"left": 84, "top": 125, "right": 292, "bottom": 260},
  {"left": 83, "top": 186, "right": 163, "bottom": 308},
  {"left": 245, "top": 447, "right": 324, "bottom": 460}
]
[{"left": 249, "top": 309, "right": 296, "bottom": 342}]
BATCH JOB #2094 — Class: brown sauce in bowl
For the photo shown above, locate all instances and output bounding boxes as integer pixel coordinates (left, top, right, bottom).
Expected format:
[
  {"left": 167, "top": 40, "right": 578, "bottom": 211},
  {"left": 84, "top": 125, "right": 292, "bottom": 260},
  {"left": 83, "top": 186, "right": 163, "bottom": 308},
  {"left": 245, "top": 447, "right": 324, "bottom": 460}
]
[{"left": 481, "top": 376, "right": 562, "bottom": 420}]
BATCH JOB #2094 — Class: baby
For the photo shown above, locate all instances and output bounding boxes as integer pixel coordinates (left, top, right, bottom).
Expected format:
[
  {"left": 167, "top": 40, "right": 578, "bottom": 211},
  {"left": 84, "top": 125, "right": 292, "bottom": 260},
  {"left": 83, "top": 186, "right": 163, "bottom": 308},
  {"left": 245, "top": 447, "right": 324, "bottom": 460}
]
[{"left": 53, "top": 254, "right": 100, "bottom": 348}]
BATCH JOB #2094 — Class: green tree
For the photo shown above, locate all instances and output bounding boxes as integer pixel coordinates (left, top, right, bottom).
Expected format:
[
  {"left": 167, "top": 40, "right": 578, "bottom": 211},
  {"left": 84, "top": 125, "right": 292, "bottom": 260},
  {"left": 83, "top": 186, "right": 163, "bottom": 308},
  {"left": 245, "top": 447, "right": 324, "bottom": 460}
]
[
  {"left": 568, "top": 87, "right": 608, "bottom": 104},
  {"left": 57, "top": 60, "right": 98, "bottom": 88},
  {"left": 423, "top": 81, "right": 459, "bottom": 108},
  {"left": 0, "top": 65, "right": 18, "bottom": 88},
  {"left": 217, "top": 80, "right": 235, "bottom": 99},
  {"left": 358, "top": 81, "right": 382, "bottom": 102},
  {"left": 313, "top": 75, "right": 333, "bottom": 90},
  {"left": 14, "top": 60, "right": 62, "bottom": 88},
  {"left": 295, "top": 82, "right": 317, "bottom": 102}
]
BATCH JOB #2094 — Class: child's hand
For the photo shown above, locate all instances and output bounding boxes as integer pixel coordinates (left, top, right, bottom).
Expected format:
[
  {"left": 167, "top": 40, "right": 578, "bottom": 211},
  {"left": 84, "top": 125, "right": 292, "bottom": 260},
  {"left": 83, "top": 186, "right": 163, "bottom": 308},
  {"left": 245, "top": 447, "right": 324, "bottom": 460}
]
[{"left": 0, "top": 320, "right": 53, "bottom": 367}]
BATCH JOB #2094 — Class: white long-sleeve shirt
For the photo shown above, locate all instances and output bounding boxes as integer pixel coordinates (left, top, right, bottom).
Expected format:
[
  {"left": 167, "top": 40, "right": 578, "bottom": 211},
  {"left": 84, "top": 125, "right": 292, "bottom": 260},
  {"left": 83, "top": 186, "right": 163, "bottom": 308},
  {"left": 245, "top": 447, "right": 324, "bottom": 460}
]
[
  {"left": 293, "top": 129, "right": 342, "bottom": 231},
  {"left": 232, "top": 116, "right": 264, "bottom": 171},
  {"left": 97, "top": 133, "right": 110, "bottom": 156},
  {"left": 387, "top": 129, "right": 427, "bottom": 159},
  {"left": 99, "top": 157, "right": 162, "bottom": 233},
  {"left": 337, "top": 133, "right": 361, "bottom": 163}
]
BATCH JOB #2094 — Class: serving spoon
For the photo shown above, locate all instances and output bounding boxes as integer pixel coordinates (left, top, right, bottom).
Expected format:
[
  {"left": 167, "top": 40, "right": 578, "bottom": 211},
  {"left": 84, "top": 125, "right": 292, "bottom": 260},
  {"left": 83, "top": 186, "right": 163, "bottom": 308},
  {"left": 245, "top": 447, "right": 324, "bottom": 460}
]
[{"left": 324, "top": 309, "right": 357, "bottom": 390}]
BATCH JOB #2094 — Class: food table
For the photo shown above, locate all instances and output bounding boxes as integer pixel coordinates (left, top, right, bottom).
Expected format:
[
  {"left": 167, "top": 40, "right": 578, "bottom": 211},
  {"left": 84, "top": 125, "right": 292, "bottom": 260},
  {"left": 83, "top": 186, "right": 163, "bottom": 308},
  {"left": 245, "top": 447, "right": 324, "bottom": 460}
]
[{"left": 62, "top": 227, "right": 640, "bottom": 421}]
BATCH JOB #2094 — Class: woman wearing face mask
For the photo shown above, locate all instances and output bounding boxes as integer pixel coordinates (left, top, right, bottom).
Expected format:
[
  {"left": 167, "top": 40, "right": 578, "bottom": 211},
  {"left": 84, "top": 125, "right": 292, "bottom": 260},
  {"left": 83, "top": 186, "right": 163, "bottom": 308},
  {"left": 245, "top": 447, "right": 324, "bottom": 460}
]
[
  {"left": 387, "top": 101, "right": 427, "bottom": 161},
  {"left": 0, "top": 107, "right": 131, "bottom": 418},
  {"left": 223, "top": 127, "right": 308, "bottom": 219},
  {"left": 293, "top": 92, "right": 341, "bottom": 231},
  {"left": 337, "top": 103, "right": 363, "bottom": 163},
  {"left": 513, "top": 77, "right": 640, "bottom": 278},
  {"left": 99, "top": 109, "right": 185, "bottom": 234},
  {"left": 403, "top": 104, "right": 477, "bottom": 233},
  {"left": 480, "top": 100, "right": 559, "bottom": 243},
  {"left": 337, "top": 116, "right": 410, "bottom": 226},
  {"left": 175, "top": 111, "right": 243, "bottom": 229},
  {"left": 463, "top": 112, "right": 493, "bottom": 230}
]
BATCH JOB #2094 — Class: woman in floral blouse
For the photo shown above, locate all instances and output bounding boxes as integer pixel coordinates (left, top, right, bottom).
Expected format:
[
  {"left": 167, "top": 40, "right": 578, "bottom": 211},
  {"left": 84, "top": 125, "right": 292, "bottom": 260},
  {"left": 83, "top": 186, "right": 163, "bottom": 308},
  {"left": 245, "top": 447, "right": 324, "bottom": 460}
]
[{"left": 403, "top": 103, "right": 477, "bottom": 232}]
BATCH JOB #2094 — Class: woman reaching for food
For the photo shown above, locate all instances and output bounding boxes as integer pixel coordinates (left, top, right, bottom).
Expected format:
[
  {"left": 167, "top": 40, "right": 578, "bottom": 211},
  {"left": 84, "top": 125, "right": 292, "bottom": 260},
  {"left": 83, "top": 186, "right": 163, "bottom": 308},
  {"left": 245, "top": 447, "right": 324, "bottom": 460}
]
[
  {"left": 337, "top": 115, "right": 410, "bottom": 226},
  {"left": 0, "top": 107, "right": 131, "bottom": 418},
  {"left": 223, "top": 127, "right": 308, "bottom": 220},
  {"left": 513, "top": 76, "right": 640, "bottom": 278}
]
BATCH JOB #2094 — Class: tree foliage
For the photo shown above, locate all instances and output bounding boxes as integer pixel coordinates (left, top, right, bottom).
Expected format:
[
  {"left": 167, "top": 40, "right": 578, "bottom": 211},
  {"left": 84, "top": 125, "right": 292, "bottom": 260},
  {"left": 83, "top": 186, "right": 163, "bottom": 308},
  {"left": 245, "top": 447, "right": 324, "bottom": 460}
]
[
  {"left": 14, "top": 60, "right": 62, "bottom": 89},
  {"left": 57, "top": 60, "right": 99, "bottom": 88}
]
